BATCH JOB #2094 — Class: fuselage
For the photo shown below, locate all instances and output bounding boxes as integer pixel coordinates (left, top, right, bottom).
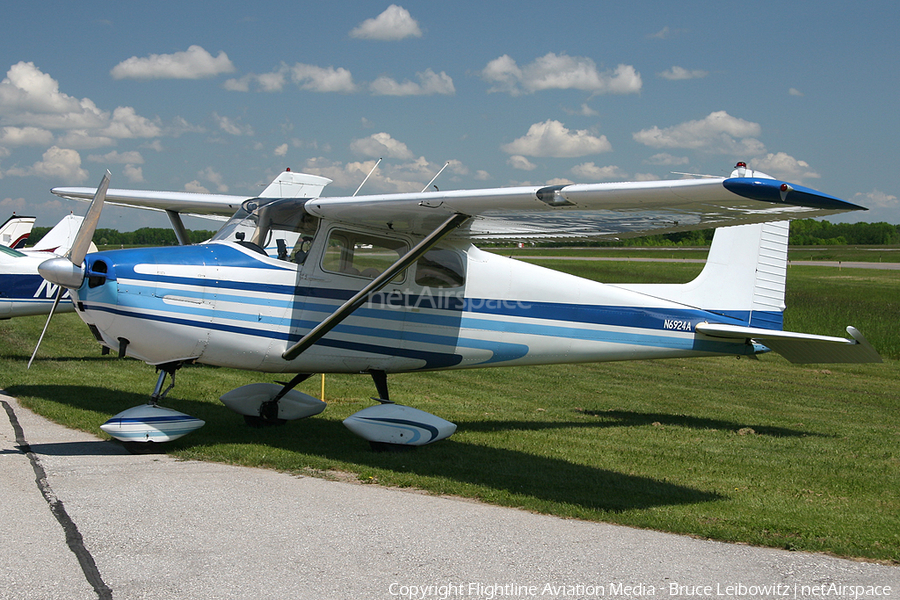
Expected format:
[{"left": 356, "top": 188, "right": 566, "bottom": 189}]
[{"left": 69, "top": 223, "right": 756, "bottom": 373}]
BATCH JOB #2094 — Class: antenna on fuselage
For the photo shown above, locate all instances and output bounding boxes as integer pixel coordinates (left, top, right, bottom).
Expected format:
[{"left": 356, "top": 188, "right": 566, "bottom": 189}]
[
  {"left": 421, "top": 161, "right": 450, "bottom": 193},
  {"left": 353, "top": 158, "right": 382, "bottom": 196}
]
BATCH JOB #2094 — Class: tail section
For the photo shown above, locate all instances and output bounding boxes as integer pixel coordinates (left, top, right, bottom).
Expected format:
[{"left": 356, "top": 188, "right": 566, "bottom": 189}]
[
  {"left": 0, "top": 215, "right": 35, "bottom": 249},
  {"left": 30, "top": 214, "right": 95, "bottom": 256},
  {"left": 616, "top": 221, "right": 789, "bottom": 330},
  {"left": 618, "top": 220, "right": 881, "bottom": 363}
]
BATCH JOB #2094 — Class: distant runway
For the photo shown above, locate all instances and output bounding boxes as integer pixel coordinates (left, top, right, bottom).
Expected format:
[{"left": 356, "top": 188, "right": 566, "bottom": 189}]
[
  {"left": 2, "top": 393, "right": 897, "bottom": 600},
  {"left": 515, "top": 255, "right": 900, "bottom": 270}
]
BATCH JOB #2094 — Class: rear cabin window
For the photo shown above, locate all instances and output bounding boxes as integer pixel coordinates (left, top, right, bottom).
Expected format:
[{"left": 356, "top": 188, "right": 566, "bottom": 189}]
[
  {"left": 322, "top": 230, "right": 408, "bottom": 281},
  {"left": 415, "top": 248, "right": 465, "bottom": 288}
]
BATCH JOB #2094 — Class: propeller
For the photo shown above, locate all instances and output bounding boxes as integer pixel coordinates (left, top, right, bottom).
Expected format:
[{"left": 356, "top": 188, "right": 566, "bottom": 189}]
[{"left": 28, "top": 171, "right": 110, "bottom": 368}]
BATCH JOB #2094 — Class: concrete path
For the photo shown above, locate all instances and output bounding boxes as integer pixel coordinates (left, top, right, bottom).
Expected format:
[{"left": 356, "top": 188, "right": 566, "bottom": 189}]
[{"left": 2, "top": 393, "right": 897, "bottom": 600}]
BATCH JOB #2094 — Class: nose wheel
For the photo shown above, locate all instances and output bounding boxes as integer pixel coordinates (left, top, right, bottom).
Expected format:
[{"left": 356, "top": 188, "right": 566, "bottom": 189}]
[{"left": 100, "top": 361, "right": 205, "bottom": 451}]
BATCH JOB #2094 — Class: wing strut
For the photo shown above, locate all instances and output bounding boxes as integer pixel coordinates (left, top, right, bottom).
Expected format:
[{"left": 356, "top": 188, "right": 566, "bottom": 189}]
[
  {"left": 282, "top": 212, "right": 470, "bottom": 362},
  {"left": 165, "top": 210, "right": 191, "bottom": 245}
]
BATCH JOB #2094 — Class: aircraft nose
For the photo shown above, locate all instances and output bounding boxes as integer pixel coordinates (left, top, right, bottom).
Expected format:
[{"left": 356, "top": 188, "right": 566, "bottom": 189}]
[{"left": 38, "top": 256, "right": 85, "bottom": 289}]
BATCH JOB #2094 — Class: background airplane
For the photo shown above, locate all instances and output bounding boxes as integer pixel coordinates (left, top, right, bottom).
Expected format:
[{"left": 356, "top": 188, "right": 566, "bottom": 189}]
[
  {"left": 0, "top": 215, "right": 35, "bottom": 249},
  {"left": 35, "top": 164, "right": 880, "bottom": 449},
  {"left": 0, "top": 214, "right": 102, "bottom": 319}
]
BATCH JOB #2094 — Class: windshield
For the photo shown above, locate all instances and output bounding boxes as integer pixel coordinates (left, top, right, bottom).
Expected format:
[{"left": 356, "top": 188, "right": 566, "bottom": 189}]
[
  {"left": 212, "top": 197, "right": 319, "bottom": 260},
  {"left": 0, "top": 244, "right": 26, "bottom": 259}
]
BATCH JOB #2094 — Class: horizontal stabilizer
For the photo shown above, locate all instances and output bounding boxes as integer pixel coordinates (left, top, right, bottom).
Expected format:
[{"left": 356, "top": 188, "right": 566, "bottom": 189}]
[{"left": 695, "top": 323, "right": 882, "bottom": 364}]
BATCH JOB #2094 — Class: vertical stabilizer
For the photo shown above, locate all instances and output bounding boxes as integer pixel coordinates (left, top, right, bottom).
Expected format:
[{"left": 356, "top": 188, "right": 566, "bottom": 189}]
[
  {"left": 614, "top": 221, "right": 789, "bottom": 330},
  {"left": 30, "top": 214, "right": 95, "bottom": 255},
  {"left": 259, "top": 170, "right": 333, "bottom": 198}
]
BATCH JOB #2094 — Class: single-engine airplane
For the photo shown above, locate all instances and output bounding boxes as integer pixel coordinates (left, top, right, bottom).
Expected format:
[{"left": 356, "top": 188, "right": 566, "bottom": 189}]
[{"left": 34, "top": 163, "right": 881, "bottom": 449}]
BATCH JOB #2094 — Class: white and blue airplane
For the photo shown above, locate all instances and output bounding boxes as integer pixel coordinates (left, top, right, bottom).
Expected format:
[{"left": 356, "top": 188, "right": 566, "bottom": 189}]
[{"left": 36, "top": 163, "right": 880, "bottom": 449}]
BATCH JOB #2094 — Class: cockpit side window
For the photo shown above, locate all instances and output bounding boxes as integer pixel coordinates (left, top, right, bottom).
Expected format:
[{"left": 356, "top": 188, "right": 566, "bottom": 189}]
[
  {"left": 211, "top": 197, "right": 319, "bottom": 262},
  {"left": 415, "top": 247, "right": 466, "bottom": 288},
  {"left": 321, "top": 229, "right": 407, "bottom": 281}
]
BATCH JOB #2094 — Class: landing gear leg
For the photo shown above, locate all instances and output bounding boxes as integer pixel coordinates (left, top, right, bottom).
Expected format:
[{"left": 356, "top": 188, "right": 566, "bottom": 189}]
[
  {"left": 369, "top": 369, "right": 392, "bottom": 404},
  {"left": 244, "top": 372, "right": 315, "bottom": 427},
  {"left": 150, "top": 362, "right": 183, "bottom": 406}
]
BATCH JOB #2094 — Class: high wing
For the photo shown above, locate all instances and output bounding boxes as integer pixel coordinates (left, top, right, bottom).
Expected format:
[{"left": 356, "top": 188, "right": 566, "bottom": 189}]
[
  {"left": 52, "top": 170, "right": 332, "bottom": 245},
  {"left": 51, "top": 170, "right": 333, "bottom": 220},
  {"left": 50, "top": 187, "right": 246, "bottom": 218},
  {"left": 304, "top": 175, "right": 866, "bottom": 241},
  {"left": 51, "top": 166, "right": 866, "bottom": 242}
]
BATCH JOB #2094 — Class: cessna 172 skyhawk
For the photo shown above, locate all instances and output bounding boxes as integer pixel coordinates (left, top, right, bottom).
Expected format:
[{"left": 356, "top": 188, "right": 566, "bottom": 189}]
[{"left": 38, "top": 164, "right": 880, "bottom": 449}]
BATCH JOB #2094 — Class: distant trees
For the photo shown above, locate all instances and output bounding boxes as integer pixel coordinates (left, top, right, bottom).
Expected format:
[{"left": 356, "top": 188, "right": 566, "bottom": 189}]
[
  {"left": 28, "top": 220, "right": 900, "bottom": 249},
  {"left": 30, "top": 227, "right": 217, "bottom": 248},
  {"left": 549, "top": 220, "right": 900, "bottom": 248},
  {"left": 788, "top": 220, "right": 900, "bottom": 246}
]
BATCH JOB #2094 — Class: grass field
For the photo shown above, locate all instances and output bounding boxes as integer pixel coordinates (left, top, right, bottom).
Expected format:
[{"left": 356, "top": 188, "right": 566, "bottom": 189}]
[{"left": 1, "top": 250, "right": 897, "bottom": 562}]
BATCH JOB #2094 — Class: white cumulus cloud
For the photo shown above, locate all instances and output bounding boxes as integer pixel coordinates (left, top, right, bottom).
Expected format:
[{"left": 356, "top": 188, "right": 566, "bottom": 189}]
[
  {"left": 750, "top": 153, "right": 820, "bottom": 182},
  {"left": 0, "top": 126, "right": 53, "bottom": 146},
  {"left": 570, "top": 163, "right": 629, "bottom": 180},
  {"left": 502, "top": 120, "right": 612, "bottom": 158},
  {"left": 645, "top": 153, "right": 689, "bottom": 166},
  {"left": 290, "top": 64, "right": 356, "bottom": 93},
  {"left": 350, "top": 5, "right": 422, "bottom": 41},
  {"left": 370, "top": 69, "right": 454, "bottom": 96},
  {"left": 123, "top": 164, "right": 144, "bottom": 183},
  {"left": 88, "top": 150, "right": 144, "bottom": 164},
  {"left": 110, "top": 45, "right": 235, "bottom": 80},
  {"left": 0, "top": 62, "right": 106, "bottom": 130},
  {"left": 853, "top": 190, "right": 898, "bottom": 210},
  {"left": 5, "top": 146, "right": 88, "bottom": 182},
  {"left": 659, "top": 66, "right": 708, "bottom": 80},
  {"left": 507, "top": 155, "right": 536, "bottom": 171},
  {"left": 350, "top": 132, "right": 414, "bottom": 159},
  {"left": 481, "top": 53, "right": 641, "bottom": 96},
  {"left": 213, "top": 113, "right": 254, "bottom": 137},
  {"left": 633, "top": 111, "right": 764, "bottom": 155}
]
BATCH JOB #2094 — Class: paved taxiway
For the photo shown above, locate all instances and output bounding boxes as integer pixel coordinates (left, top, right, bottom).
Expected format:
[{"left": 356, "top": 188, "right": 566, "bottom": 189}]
[{"left": 2, "top": 392, "right": 897, "bottom": 600}]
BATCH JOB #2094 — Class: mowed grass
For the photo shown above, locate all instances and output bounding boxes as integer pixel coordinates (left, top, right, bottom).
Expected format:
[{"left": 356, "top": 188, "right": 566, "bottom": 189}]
[{"left": 1, "top": 254, "right": 898, "bottom": 563}]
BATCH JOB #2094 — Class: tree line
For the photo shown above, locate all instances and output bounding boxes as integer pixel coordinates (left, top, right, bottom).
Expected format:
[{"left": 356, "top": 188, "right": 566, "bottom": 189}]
[
  {"left": 30, "top": 226, "right": 218, "bottom": 247},
  {"left": 551, "top": 220, "right": 900, "bottom": 248},
  {"left": 29, "top": 220, "right": 900, "bottom": 249}
]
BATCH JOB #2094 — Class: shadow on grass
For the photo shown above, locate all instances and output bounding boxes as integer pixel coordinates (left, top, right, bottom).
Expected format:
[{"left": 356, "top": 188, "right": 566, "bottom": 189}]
[
  {"left": 461, "top": 410, "right": 823, "bottom": 438},
  {"left": 8, "top": 384, "right": 723, "bottom": 514}
]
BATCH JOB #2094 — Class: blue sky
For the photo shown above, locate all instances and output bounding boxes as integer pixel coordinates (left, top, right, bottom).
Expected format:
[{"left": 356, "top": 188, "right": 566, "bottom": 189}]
[{"left": 1, "top": 1, "right": 898, "bottom": 231}]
